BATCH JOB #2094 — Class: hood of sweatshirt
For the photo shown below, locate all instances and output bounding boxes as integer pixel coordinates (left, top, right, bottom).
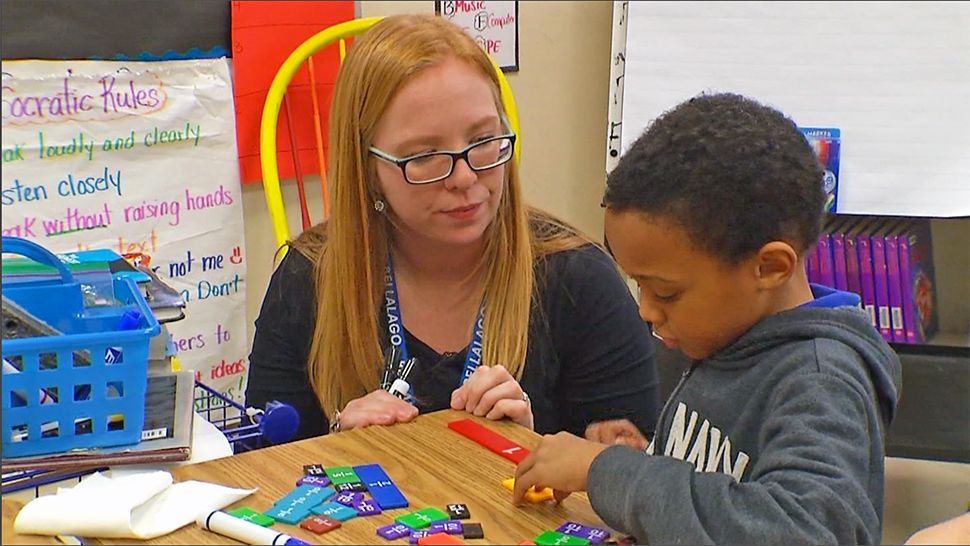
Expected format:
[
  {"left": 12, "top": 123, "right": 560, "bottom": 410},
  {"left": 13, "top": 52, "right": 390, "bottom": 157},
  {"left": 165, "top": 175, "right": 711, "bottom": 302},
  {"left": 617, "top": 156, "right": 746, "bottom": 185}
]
[{"left": 706, "top": 283, "right": 901, "bottom": 423}]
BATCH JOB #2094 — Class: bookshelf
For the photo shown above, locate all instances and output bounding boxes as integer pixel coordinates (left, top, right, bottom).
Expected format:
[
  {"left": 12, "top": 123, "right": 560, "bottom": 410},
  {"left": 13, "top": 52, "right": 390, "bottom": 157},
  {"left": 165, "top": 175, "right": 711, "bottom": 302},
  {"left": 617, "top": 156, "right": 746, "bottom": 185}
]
[
  {"left": 888, "top": 217, "right": 968, "bottom": 463},
  {"left": 824, "top": 215, "right": 969, "bottom": 463}
]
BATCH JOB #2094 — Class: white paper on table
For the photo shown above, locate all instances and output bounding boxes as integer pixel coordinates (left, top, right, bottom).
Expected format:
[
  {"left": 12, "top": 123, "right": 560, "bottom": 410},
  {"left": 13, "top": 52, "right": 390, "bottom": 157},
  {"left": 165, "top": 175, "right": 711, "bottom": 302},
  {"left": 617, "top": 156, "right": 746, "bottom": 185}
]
[{"left": 13, "top": 470, "right": 255, "bottom": 539}]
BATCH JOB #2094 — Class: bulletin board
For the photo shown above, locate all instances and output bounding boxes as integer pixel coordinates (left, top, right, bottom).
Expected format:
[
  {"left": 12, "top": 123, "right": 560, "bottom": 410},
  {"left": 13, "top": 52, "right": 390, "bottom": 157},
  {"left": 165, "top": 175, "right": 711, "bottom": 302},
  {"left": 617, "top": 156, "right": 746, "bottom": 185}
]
[{"left": 607, "top": 1, "right": 970, "bottom": 218}]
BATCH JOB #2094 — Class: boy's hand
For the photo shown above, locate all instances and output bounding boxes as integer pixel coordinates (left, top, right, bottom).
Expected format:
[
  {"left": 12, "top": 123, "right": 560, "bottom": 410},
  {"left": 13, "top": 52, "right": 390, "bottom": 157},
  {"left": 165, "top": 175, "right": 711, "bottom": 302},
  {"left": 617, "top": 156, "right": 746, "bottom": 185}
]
[
  {"left": 585, "top": 419, "right": 649, "bottom": 449},
  {"left": 513, "top": 432, "right": 608, "bottom": 504},
  {"left": 451, "top": 365, "right": 534, "bottom": 429}
]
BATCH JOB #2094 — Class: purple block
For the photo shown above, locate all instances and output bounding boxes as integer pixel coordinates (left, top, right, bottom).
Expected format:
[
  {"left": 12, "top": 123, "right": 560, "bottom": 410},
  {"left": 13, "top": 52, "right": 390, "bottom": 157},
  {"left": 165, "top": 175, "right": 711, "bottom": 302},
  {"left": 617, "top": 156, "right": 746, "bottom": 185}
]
[
  {"left": 429, "top": 520, "right": 463, "bottom": 535},
  {"left": 377, "top": 523, "right": 411, "bottom": 540},
  {"left": 557, "top": 521, "right": 610, "bottom": 545},
  {"left": 354, "top": 498, "right": 383, "bottom": 516},
  {"left": 334, "top": 491, "right": 364, "bottom": 506},
  {"left": 297, "top": 475, "right": 331, "bottom": 487},
  {"left": 409, "top": 530, "right": 433, "bottom": 544}
]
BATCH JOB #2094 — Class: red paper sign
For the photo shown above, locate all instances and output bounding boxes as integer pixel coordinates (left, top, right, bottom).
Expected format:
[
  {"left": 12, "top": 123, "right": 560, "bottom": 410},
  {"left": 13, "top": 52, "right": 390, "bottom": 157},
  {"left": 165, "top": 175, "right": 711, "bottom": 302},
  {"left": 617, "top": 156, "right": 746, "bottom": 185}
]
[{"left": 231, "top": 1, "right": 356, "bottom": 184}]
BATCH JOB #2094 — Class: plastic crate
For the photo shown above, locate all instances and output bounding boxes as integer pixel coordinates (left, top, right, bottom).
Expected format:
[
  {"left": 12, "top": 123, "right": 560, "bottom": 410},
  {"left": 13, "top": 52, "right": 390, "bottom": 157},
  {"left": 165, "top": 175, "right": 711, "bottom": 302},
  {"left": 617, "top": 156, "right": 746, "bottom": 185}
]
[{"left": 2, "top": 237, "right": 160, "bottom": 458}]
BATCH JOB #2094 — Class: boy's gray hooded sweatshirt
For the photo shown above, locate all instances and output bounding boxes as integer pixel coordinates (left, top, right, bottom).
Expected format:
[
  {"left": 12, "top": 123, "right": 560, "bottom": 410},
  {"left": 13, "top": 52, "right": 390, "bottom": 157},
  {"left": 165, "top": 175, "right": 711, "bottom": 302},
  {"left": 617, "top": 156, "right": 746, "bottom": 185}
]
[{"left": 588, "top": 288, "right": 901, "bottom": 545}]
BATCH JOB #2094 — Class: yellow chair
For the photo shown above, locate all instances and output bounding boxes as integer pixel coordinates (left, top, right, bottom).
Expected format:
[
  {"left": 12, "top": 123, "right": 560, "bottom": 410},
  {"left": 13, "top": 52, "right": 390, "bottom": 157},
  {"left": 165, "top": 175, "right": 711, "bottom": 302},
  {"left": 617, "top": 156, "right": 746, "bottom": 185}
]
[{"left": 260, "top": 16, "right": 521, "bottom": 251}]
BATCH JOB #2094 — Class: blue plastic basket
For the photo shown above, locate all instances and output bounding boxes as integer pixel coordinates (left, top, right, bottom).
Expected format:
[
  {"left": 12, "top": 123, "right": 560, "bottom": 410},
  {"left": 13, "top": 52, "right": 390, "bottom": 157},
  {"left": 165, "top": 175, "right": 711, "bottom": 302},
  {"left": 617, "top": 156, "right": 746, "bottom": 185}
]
[{"left": 1, "top": 237, "right": 160, "bottom": 458}]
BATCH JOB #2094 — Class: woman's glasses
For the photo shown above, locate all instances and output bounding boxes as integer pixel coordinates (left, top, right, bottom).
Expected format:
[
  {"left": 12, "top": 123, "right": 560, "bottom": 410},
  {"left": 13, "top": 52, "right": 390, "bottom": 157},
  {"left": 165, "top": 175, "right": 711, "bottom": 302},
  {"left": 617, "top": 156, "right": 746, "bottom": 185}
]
[{"left": 369, "top": 134, "right": 516, "bottom": 185}]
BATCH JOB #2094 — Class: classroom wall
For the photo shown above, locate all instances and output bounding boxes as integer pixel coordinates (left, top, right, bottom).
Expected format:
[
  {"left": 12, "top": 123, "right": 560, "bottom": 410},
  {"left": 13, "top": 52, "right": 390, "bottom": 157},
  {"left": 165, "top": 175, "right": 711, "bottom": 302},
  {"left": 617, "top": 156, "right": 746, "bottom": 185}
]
[{"left": 237, "top": 3, "right": 968, "bottom": 544}]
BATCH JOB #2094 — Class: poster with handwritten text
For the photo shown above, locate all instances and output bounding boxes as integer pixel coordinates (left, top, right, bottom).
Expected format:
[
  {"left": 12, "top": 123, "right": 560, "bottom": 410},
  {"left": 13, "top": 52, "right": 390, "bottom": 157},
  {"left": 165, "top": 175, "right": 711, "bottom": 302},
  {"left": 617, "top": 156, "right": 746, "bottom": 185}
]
[
  {"left": 437, "top": 1, "right": 519, "bottom": 71},
  {"left": 1, "top": 59, "right": 251, "bottom": 403}
]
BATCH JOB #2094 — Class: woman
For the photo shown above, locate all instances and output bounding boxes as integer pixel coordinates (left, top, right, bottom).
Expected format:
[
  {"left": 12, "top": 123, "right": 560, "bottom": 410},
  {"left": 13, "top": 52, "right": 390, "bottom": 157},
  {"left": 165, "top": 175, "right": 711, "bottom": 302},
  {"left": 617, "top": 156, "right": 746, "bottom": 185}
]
[{"left": 247, "top": 14, "right": 659, "bottom": 441}]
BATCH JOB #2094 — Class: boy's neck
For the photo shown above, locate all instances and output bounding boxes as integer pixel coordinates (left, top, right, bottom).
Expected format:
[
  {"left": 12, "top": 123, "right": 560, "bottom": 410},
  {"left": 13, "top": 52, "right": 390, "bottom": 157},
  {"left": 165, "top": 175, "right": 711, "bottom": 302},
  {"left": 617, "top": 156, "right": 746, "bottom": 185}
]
[{"left": 767, "top": 269, "right": 815, "bottom": 314}]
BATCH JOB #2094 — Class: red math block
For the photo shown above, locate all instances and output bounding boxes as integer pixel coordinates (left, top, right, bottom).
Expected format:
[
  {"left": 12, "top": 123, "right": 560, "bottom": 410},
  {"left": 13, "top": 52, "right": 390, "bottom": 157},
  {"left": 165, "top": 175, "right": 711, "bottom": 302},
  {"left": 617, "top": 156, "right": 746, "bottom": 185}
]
[
  {"left": 447, "top": 418, "right": 530, "bottom": 464},
  {"left": 417, "top": 532, "right": 465, "bottom": 545},
  {"left": 300, "top": 515, "right": 341, "bottom": 534}
]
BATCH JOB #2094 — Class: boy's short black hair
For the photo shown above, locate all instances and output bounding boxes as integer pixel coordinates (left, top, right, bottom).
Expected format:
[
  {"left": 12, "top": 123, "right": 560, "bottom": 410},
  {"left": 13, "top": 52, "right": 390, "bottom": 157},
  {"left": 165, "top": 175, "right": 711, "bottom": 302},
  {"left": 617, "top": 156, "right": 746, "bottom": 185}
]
[{"left": 604, "top": 92, "right": 825, "bottom": 264}]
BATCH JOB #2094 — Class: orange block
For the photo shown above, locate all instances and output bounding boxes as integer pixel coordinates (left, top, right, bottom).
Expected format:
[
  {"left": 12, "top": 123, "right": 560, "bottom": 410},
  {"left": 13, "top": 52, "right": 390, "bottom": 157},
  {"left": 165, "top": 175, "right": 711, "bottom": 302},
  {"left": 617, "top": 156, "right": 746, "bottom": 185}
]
[
  {"left": 417, "top": 532, "right": 465, "bottom": 545},
  {"left": 502, "top": 478, "right": 555, "bottom": 503}
]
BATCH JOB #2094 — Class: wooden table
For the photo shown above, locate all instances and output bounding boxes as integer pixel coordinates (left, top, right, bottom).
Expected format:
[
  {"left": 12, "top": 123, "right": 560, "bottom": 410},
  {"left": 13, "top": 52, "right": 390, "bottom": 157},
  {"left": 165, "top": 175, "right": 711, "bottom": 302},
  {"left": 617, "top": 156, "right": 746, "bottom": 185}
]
[{"left": 4, "top": 410, "right": 609, "bottom": 545}]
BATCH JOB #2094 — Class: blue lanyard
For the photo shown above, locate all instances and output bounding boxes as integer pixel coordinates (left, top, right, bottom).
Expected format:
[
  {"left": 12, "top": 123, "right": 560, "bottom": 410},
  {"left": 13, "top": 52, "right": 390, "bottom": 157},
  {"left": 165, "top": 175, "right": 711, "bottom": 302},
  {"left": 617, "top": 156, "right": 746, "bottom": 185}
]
[{"left": 384, "top": 255, "right": 486, "bottom": 387}]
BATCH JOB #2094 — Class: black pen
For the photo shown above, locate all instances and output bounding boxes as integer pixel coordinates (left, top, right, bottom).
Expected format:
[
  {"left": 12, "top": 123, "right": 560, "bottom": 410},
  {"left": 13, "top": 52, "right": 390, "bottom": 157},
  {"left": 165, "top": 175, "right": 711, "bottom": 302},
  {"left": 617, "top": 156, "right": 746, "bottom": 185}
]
[{"left": 381, "top": 345, "right": 400, "bottom": 391}]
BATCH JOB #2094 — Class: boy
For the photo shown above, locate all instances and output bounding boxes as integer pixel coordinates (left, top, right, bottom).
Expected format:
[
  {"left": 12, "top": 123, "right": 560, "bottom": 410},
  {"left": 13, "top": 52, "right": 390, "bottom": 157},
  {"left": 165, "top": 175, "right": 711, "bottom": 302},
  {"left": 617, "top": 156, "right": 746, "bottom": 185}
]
[{"left": 513, "top": 93, "right": 901, "bottom": 544}]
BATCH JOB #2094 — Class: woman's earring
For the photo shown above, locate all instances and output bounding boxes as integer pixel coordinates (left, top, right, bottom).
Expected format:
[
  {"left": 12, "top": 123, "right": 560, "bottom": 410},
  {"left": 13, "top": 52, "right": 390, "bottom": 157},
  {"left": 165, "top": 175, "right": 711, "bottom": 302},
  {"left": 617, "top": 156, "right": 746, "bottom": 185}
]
[{"left": 374, "top": 199, "right": 387, "bottom": 213}]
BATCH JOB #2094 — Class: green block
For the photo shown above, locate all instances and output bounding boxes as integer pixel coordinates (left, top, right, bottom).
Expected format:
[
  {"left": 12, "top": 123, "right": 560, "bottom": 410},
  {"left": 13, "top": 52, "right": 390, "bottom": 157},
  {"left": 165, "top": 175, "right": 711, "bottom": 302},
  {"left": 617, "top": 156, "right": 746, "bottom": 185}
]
[
  {"left": 227, "top": 507, "right": 275, "bottom": 527},
  {"left": 324, "top": 466, "right": 360, "bottom": 485},
  {"left": 534, "top": 530, "right": 590, "bottom": 546},
  {"left": 395, "top": 507, "right": 450, "bottom": 530}
]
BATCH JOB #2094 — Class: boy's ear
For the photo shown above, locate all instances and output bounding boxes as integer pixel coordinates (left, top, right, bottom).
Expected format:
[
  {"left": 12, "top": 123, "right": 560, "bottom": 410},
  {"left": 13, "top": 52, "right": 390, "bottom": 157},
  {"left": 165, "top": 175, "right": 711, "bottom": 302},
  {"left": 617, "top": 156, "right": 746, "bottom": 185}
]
[{"left": 753, "top": 241, "right": 799, "bottom": 289}]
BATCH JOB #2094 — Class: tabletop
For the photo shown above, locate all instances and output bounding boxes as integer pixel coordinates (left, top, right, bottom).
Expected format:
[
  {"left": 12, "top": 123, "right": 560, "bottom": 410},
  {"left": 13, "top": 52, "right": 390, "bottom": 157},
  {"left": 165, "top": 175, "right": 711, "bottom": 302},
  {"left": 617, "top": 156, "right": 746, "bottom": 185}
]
[{"left": 4, "top": 409, "right": 611, "bottom": 545}]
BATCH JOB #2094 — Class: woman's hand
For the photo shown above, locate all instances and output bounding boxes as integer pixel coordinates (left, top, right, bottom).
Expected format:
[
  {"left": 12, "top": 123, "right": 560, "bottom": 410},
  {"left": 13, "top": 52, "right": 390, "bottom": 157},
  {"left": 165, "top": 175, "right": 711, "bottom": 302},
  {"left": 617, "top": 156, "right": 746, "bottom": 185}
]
[
  {"left": 585, "top": 419, "right": 649, "bottom": 449},
  {"left": 450, "top": 365, "right": 534, "bottom": 429},
  {"left": 335, "top": 390, "right": 419, "bottom": 431}
]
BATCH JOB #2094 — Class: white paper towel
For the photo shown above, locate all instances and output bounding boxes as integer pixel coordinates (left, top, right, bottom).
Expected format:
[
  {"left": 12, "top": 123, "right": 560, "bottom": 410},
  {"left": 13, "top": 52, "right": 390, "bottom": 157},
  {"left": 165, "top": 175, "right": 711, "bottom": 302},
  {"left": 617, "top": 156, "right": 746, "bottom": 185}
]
[{"left": 14, "top": 470, "right": 255, "bottom": 539}]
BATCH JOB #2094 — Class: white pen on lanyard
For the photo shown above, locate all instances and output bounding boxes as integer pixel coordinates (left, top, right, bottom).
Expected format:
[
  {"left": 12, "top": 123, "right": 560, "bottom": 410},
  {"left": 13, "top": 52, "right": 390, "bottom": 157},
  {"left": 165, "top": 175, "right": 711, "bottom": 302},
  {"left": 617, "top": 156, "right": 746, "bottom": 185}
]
[
  {"left": 198, "top": 509, "right": 309, "bottom": 545},
  {"left": 388, "top": 356, "right": 417, "bottom": 400}
]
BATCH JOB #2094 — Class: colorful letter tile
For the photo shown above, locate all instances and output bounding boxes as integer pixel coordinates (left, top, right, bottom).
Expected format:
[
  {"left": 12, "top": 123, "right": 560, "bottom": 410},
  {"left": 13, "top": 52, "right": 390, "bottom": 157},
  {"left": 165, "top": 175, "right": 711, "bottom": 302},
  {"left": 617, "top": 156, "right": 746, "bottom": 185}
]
[
  {"left": 311, "top": 501, "right": 358, "bottom": 521},
  {"left": 534, "top": 530, "right": 590, "bottom": 546},
  {"left": 429, "top": 520, "right": 463, "bottom": 535},
  {"left": 324, "top": 466, "right": 360, "bottom": 485},
  {"left": 227, "top": 507, "right": 275, "bottom": 527},
  {"left": 378, "top": 522, "right": 412, "bottom": 540},
  {"left": 304, "top": 464, "right": 326, "bottom": 476},
  {"left": 274, "top": 484, "right": 335, "bottom": 509},
  {"left": 446, "top": 503, "right": 470, "bottom": 520},
  {"left": 396, "top": 507, "right": 450, "bottom": 530},
  {"left": 556, "top": 522, "right": 610, "bottom": 545},
  {"left": 334, "top": 491, "right": 364, "bottom": 506},
  {"left": 336, "top": 481, "right": 368, "bottom": 492},
  {"left": 355, "top": 463, "right": 409, "bottom": 510},
  {"left": 264, "top": 504, "right": 311, "bottom": 525},
  {"left": 417, "top": 532, "right": 465, "bottom": 545},
  {"left": 297, "top": 475, "right": 331, "bottom": 487},
  {"left": 301, "top": 515, "right": 341, "bottom": 534},
  {"left": 354, "top": 497, "right": 383, "bottom": 516}
]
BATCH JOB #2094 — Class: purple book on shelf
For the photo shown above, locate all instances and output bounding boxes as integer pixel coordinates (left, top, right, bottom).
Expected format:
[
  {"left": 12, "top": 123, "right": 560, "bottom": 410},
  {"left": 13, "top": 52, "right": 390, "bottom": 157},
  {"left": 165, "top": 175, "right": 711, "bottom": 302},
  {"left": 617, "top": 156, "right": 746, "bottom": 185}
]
[
  {"left": 831, "top": 232, "right": 848, "bottom": 291},
  {"left": 870, "top": 221, "right": 894, "bottom": 342},
  {"left": 807, "top": 241, "right": 820, "bottom": 285},
  {"left": 885, "top": 222, "right": 906, "bottom": 343},
  {"left": 817, "top": 233, "right": 836, "bottom": 288},
  {"left": 898, "top": 220, "right": 939, "bottom": 344},
  {"left": 843, "top": 220, "right": 863, "bottom": 299},
  {"left": 854, "top": 223, "right": 877, "bottom": 329}
]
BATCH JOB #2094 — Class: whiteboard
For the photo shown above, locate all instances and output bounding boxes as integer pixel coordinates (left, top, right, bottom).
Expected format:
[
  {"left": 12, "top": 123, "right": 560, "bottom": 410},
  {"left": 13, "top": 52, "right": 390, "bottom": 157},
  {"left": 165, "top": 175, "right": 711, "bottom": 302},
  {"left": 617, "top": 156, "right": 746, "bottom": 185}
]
[{"left": 607, "top": 1, "right": 970, "bottom": 217}]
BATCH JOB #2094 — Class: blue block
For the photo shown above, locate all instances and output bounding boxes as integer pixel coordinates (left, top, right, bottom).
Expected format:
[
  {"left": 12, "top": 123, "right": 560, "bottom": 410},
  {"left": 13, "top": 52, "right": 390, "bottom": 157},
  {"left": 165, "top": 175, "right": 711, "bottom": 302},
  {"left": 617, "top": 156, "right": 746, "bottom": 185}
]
[
  {"left": 353, "top": 463, "right": 409, "bottom": 510},
  {"left": 265, "top": 503, "right": 311, "bottom": 525},
  {"left": 274, "top": 485, "right": 335, "bottom": 511},
  {"left": 311, "top": 501, "right": 358, "bottom": 521}
]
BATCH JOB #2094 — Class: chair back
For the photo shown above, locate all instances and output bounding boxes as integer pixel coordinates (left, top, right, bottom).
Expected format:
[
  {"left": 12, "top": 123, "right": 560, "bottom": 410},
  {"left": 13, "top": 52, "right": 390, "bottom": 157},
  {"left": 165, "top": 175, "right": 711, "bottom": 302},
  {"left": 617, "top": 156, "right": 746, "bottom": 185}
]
[{"left": 260, "top": 16, "right": 521, "bottom": 250}]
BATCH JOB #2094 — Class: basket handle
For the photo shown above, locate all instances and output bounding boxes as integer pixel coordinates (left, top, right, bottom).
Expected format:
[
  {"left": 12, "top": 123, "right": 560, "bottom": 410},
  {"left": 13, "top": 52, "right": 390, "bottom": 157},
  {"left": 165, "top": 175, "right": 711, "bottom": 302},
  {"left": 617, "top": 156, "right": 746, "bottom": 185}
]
[{"left": 1, "top": 236, "right": 74, "bottom": 285}]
